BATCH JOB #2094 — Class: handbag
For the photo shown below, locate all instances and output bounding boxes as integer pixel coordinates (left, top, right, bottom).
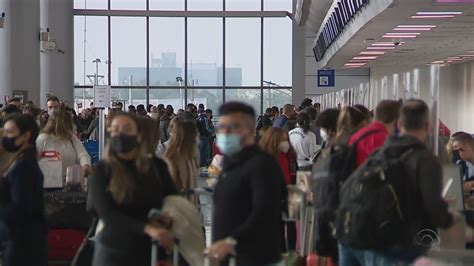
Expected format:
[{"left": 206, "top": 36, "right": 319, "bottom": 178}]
[{"left": 44, "top": 191, "right": 92, "bottom": 230}]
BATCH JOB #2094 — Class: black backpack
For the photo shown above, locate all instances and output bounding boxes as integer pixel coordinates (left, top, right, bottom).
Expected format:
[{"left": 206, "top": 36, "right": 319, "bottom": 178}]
[
  {"left": 336, "top": 146, "right": 421, "bottom": 249},
  {"left": 311, "top": 129, "right": 383, "bottom": 257},
  {"left": 197, "top": 115, "right": 209, "bottom": 137}
]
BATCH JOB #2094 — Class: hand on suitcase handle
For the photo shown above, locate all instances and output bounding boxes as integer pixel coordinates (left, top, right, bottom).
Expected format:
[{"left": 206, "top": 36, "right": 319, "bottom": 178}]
[
  {"left": 144, "top": 224, "right": 175, "bottom": 251},
  {"left": 204, "top": 240, "right": 236, "bottom": 265}
]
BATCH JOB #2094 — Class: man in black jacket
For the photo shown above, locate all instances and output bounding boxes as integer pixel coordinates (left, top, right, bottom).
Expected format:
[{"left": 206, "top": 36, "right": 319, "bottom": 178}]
[
  {"left": 338, "top": 99, "right": 457, "bottom": 266},
  {"left": 206, "top": 102, "right": 283, "bottom": 266}
]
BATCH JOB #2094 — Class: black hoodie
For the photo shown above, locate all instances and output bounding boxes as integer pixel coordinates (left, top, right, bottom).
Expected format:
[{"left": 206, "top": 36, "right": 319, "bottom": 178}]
[
  {"left": 381, "top": 135, "right": 453, "bottom": 251},
  {"left": 213, "top": 145, "right": 283, "bottom": 265}
]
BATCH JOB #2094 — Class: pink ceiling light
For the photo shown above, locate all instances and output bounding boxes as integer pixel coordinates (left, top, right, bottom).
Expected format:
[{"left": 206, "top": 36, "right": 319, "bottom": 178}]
[
  {"left": 367, "top": 46, "right": 396, "bottom": 50},
  {"left": 359, "top": 51, "right": 386, "bottom": 55},
  {"left": 371, "top": 42, "right": 399, "bottom": 46},
  {"left": 412, "top": 15, "right": 455, "bottom": 19},
  {"left": 345, "top": 63, "right": 367, "bottom": 66},
  {"left": 416, "top": 12, "right": 462, "bottom": 15},
  {"left": 396, "top": 25, "right": 436, "bottom": 28},
  {"left": 384, "top": 32, "right": 421, "bottom": 35},
  {"left": 383, "top": 34, "right": 418, "bottom": 38},
  {"left": 352, "top": 56, "right": 377, "bottom": 60},
  {"left": 411, "top": 12, "right": 461, "bottom": 19},
  {"left": 394, "top": 27, "right": 433, "bottom": 31}
]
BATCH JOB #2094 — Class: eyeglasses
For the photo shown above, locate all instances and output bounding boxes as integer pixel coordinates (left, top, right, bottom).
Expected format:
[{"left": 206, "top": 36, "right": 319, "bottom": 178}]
[{"left": 454, "top": 148, "right": 464, "bottom": 152}]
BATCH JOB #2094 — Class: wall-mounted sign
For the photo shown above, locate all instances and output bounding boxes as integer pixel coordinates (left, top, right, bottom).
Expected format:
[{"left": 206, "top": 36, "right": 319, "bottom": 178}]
[
  {"left": 13, "top": 90, "right": 28, "bottom": 103},
  {"left": 317, "top": 69, "right": 335, "bottom": 87}
]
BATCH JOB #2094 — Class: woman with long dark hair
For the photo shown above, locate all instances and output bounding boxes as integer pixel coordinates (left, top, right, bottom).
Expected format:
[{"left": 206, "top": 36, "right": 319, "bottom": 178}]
[
  {"left": 0, "top": 114, "right": 47, "bottom": 266},
  {"left": 90, "top": 113, "right": 178, "bottom": 266}
]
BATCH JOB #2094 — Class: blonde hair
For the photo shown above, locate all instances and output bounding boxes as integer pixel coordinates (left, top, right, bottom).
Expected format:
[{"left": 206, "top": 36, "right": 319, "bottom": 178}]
[
  {"left": 42, "top": 110, "right": 74, "bottom": 139},
  {"left": 163, "top": 116, "right": 199, "bottom": 192},
  {"left": 104, "top": 113, "right": 153, "bottom": 204},
  {"left": 336, "top": 106, "right": 367, "bottom": 144}
]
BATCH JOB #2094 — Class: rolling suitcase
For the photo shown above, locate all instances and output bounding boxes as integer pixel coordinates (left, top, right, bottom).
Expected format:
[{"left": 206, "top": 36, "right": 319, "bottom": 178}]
[{"left": 48, "top": 229, "right": 86, "bottom": 261}]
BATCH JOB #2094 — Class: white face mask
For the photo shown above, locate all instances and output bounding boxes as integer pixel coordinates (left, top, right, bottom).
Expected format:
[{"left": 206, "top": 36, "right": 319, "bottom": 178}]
[
  {"left": 48, "top": 108, "right": 56, "bottom": 118},
  {"left": 320, "top": 129, "right": 329, "bottom": 142},
  {"left": 278, "top": 141, "right": 290, "bottom": 154},
  {"left": 150, "top": 113, "right": 159, "bottom": 119}
]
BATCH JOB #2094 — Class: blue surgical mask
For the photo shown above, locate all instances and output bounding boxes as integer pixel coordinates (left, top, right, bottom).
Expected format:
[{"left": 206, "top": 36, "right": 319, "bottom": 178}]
[{"left": 216, "top": 133, "right": 242, "bottom": 156}]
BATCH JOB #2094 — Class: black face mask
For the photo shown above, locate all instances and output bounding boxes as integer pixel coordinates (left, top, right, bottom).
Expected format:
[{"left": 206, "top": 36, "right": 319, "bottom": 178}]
[
  {"left": 453, "top": 150, "right": 461, "bottom": 163},
  {"left": 109, "top": 134, "right": 138, "bottom": 154},
  {"left": 2, "top": 135, "right": 22, "bottom": 153}
]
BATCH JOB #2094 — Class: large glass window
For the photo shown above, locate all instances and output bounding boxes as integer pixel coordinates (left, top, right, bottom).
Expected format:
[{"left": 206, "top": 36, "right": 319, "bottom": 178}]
[
  {"left": 226, "top": 0, "right": 261, "bottom": 11},
  {"left": 149, "top": 18, "right": 185, "bottom": 86},
  {"left": 264, "top": 0, "right": 293, "bottom": 11},
  {"left": 74, "top": 16, "right": 108, "bottom": 85},
  {"left": 150, "top": 89, "right": 185, "bottom": 110},
  {"left": 226, "top": 89, "right": 262, "bottom": 115},
  {"left": 187, "top": 0, "right": 223, "bottom": 11},
  {"left": 111, "top": 88, "right": 147, "bottom": 106},
  {"left": 111, "top": 17, "right": 147, "bottom": 86},
  {"left": 74, "top": 0, "right": 108, "bottom": 10},
  {"left": 149, "top": 0, "right": 185, "bottom": 10},
  {"left": 187, "top": 18, "right": 223, "bottom": 87},
  {"left": 263, "top": 88, "right": 292, "bottom": 109},
  {"left": 264, "top": 18, "right": 292, "bottom": 87},
  {"left": 74, "top": 88, "right": 94, "bottom": 109},
  {"left": 226, "top": 18, "right": 261, "bottom": 86},
  {"left": 188, "top": 89, "right": 223, "bottom": 113},
  {"left": 73, "top": 2, "right": 293, "bottom": 113},
  {"left": 111, "top": 0, "right": 146, "bottom": 10}
]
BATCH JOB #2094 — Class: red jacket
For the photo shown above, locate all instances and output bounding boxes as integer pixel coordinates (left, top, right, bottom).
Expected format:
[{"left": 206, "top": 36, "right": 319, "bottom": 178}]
[
  {"left": 348, "top": 122, "right": 389, "bottom": 167},
  {"left": 277, "top": 152, "right": 293, "bottom": 185}
]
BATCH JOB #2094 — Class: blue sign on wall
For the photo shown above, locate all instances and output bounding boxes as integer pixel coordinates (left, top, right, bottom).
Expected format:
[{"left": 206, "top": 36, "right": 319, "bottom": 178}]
[{"left": 317, "top": 69, "right": 335, "bottom": 87}]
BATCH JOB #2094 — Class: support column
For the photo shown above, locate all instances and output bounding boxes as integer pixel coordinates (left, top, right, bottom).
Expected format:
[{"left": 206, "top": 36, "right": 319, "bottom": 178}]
[
  {"left": 292, "top": 0, "right": 306, "bottom": 107},
  {"left": 0, "top": 0, "right": 41, "bottom": 106},
  {"left": 0, "top": 0, "right": 12, "bottom": 104},
  {"left": 40, "top": 0, "right": 74, "bottom": 108}
]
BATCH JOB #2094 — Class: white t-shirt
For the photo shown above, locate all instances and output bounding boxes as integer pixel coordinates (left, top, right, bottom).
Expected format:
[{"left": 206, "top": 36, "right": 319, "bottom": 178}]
[
  {"left": 467, "top": 161, "right": 474, "bottom": 179},
  {"left": 289, "top": 127, "right": 318, "bottom": 162}
]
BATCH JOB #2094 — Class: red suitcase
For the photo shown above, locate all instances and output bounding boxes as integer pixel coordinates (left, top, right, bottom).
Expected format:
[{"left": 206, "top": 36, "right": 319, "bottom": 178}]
[{"left": 48, "top": 229, "right": 87, "bottom": 261}]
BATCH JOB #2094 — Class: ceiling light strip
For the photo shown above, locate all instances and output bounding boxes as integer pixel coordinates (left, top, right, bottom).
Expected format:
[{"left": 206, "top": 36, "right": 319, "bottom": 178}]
[
  {"left": 416, "top": 11, "right": 462, "bottom": 15},
  {"left": 411, "top": 15, "right": 455, "bottom": 19}
]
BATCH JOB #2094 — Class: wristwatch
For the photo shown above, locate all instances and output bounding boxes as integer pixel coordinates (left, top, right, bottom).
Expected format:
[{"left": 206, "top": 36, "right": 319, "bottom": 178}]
[{"left": 224, "top": 237, "right": 238, "bottom": 247}]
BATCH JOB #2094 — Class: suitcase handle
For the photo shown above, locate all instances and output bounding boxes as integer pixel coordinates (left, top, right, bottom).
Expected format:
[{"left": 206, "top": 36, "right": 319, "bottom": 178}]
[
  {"left": 151, "top": 239, "right": 180, "bottom": 266},
  {"left": 204, "top": 255, "right": 236, "bottom": 266}
]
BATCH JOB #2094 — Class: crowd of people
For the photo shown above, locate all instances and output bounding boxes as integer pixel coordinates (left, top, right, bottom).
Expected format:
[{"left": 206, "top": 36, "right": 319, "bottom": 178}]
[{"left": 0, "top": 94, "right": 472, "bottom": 266}]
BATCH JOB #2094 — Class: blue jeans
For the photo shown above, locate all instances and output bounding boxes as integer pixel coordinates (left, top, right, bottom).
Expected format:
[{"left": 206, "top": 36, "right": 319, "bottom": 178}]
[
  {"left": 338, "top": 243, "right": 417, "bottom": 266},
  {"left": 199, "top": 137, "right": 210, "bottom": 167}
]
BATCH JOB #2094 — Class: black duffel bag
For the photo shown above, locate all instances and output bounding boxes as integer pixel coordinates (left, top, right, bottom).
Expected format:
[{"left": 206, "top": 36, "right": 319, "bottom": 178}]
[{"left": 44, "top": 191, "right": 93, "bottom": 230}]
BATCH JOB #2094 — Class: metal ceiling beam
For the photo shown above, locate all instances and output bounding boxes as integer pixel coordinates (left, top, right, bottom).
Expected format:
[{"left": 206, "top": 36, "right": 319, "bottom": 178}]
[{"left": 73, "top": 9, "right": 290, "bottom": 18}]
